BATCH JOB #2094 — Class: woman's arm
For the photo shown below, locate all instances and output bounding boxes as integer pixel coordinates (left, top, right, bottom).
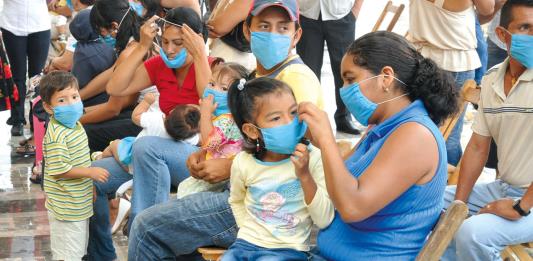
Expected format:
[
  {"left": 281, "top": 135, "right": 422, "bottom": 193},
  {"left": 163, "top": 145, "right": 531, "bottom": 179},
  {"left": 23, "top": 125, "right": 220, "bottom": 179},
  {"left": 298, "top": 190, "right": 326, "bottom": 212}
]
[
  {"left": 299, "top": 103, "right": 438, "bottom": 223},
  {"left": 106, "top": 17, "right": 158, "bottom": 96},
  {"left": 182, "top": 24, "right": 211, "bottom": 96},
  {"left": 207, "top": 0, "right": 252, "bottom": 37},
  {"left": 80, "top": 68, "right": 113, "bottom": 100},
  {"left": 199, "top": 95, "right": 216, "bottom": 144},
  {"left": 79, "top": 94, "right": 139, "bottom": 124},
  {"left": 473, "top": 0, "right": 495, "bottom": 16}
]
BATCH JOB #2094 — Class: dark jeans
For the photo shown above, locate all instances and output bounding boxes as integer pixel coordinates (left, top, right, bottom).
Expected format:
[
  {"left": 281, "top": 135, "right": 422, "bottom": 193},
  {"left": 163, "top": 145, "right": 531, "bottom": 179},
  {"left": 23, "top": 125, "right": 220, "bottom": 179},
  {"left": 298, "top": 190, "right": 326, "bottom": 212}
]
[
  {"left": 83, "top": 109, "right": 142, "bottom": 152},
  {"left": 296, "top": 12, "right": 356, "bottom": 123},
  {"left": 0, "top": 28, "right": 50, "bottom": 125},
  {"left": 485, "top": 39, "right": 507, "bottom": 169}
]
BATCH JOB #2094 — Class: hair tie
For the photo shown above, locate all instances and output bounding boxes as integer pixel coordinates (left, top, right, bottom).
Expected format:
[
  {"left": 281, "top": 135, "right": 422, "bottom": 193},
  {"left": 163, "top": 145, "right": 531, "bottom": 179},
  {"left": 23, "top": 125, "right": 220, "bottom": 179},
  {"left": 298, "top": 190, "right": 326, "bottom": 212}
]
[{"left": 237, "top": 79, "right": 246, "bottom": 91}]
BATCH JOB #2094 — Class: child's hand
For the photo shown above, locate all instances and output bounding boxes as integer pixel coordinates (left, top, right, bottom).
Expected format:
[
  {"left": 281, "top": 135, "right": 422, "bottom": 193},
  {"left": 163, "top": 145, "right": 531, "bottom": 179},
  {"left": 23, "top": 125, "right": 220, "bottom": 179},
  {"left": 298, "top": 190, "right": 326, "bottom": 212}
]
[
  {"left": 89, "top": 167, "right": 110, "bottom": 183},
  {"left": 291, "top": 143, "right": 311, "bottom": 179},
  {"left": 199, "top": 95, "right": 217, "bottom": 116},
  {"left": 143, "top": 93, "right": 157, "bottom": 105}
]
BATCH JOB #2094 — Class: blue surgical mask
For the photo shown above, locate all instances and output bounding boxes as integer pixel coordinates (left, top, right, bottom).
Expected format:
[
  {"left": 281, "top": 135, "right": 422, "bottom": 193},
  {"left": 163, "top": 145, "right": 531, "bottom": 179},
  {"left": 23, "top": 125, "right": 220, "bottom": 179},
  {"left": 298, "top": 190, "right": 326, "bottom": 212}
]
[
  {"left": 202, "top": 88, "right": 230, "bottom": 116},
  {"left": 340, "top": 75, "right": 408, "bottom": 126},
  {"left": 160, "top": 47, "right": 187, "bottom": 68},
  {"left": 254, "top": 117, "right": 307, "bottom": 155},
  {"left": 509, "top": 34, "right": 533, "bottom": 69},
  {"left": 250, "top": 32, "right": 291, "bottom": 70},
  {"left": 53, "top": 101, "right": 84, "bottom": 128},
  {"left": 66, "top": 0, "right": 74, "bottom": 10},
  {"left": 101, "top": 35, "right": 116, "bottom": 49},
  {"left": 129, "top": 1, "right": 144, "bottom": 17}
]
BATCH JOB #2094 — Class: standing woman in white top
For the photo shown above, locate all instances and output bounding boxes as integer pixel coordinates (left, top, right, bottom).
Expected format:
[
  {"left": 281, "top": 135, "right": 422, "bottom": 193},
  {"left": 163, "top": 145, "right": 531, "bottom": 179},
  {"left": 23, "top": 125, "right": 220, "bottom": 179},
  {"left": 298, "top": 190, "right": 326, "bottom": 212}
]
[
  {"left": 408, "top": 0, "right": 482, "bottom": 166},
  {"left": 0, "top": 0, "right": 51, "bottom": 136}
]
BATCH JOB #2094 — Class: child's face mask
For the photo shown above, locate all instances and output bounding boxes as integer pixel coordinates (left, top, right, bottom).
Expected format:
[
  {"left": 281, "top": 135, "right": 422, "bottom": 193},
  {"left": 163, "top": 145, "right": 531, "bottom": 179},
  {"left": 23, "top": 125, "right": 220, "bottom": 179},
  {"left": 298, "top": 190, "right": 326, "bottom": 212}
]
[{"left": 252, "top": 117, "right": 307, "bottom": 155}]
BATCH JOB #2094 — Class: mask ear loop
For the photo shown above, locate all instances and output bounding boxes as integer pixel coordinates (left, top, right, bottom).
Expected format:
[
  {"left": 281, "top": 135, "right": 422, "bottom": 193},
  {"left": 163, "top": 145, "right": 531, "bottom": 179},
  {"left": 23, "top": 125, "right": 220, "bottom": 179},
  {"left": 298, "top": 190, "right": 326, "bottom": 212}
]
[{"left": 115, "top": 8, "right": 130, "bottom": 34}]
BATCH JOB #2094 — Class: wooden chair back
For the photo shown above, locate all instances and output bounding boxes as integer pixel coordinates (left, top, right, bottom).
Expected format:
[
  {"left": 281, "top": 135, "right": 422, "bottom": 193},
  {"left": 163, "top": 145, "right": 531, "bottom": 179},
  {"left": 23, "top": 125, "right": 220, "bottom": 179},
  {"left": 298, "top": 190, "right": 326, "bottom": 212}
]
[
  {"left": 442, "top": 79, "right": 480, "bottom": 184},
  {"left": 416, "top": 200, "right": 469, "bottom": 261},
  {"left": 372, "top": 1, "right": 405, "bottom": 32}
]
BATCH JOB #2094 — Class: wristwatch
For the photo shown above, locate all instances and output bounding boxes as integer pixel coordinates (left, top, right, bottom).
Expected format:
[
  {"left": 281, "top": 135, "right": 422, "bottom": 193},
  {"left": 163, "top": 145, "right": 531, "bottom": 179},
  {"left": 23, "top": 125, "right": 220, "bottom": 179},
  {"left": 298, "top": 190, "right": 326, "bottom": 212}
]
[{"left": 513, "top": 199, "right": 531, "bottom": 217}]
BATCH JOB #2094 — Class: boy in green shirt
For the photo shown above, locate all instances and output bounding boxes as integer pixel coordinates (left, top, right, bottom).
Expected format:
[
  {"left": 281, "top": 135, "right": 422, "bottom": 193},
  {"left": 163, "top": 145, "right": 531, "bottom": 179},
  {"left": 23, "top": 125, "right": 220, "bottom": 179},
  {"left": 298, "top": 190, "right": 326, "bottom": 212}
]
[{"left": 40, "top": 71, "right": 109, "bottom": 260}]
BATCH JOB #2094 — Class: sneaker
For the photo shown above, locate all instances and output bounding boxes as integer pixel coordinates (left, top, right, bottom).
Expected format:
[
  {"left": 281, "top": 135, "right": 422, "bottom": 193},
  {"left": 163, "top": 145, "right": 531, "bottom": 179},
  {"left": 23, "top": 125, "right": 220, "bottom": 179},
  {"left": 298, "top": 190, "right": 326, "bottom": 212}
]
[{"left": 111, "top": 198, "right": 131, "bottom": 235}]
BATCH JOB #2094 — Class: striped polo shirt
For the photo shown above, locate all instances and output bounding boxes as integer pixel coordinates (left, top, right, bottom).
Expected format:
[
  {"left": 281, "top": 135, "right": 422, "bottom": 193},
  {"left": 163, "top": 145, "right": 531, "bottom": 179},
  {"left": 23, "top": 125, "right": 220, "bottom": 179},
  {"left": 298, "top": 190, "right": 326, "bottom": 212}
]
[
  {"left": 472, "top": 58, "right": 533, "bottom": 188},
  {"left": 43, "top": 118, "right": 93, "bottom": 221}
]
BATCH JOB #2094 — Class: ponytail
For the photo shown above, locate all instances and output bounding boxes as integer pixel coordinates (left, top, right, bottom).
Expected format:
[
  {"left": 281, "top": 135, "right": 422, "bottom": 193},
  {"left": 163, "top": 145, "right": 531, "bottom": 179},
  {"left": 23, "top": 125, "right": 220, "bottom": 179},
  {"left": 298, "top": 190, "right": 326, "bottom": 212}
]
[{"left": 409, "top": 58, "right": 458, "bottom": 125}]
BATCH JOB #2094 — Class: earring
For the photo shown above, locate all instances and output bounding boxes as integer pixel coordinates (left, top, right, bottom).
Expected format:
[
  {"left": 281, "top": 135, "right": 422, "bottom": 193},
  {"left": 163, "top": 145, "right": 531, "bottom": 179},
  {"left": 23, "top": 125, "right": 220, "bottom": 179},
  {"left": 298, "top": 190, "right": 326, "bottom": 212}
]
[{"left": 256, "top": 139, "right": 260, "bottom": 153}]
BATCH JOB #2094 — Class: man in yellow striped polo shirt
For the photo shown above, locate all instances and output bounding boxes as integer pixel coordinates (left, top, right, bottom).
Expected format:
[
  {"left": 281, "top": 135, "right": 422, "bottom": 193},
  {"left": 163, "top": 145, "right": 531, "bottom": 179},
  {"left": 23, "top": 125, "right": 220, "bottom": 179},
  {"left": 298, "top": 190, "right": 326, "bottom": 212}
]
[{"left": 40, "top": 71, "right": 109, "bottom": 260}]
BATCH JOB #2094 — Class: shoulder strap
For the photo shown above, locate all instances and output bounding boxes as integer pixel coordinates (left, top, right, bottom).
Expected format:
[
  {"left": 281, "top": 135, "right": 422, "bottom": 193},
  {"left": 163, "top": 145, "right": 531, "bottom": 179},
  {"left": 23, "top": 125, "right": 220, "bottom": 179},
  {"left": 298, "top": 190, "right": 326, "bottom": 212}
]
[{"left": 266, "top": 56, "right": 304, "bottom": 79}]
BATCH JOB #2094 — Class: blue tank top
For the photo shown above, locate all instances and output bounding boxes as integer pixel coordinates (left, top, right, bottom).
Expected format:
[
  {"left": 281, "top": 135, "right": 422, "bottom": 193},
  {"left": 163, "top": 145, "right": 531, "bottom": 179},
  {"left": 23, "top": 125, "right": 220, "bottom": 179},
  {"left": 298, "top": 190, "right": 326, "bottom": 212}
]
[{"left": 317, "top": 100, "right": 448, "bottom": 261}]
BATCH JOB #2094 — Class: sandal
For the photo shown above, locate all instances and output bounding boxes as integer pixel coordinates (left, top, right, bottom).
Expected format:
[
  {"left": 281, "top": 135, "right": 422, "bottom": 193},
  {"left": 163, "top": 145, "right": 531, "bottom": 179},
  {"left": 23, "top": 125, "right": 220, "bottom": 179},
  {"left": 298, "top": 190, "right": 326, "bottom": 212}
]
[
  {"left": 18, "top": 136, "right": 34, "bottom": 146},
  {"left": 16, "top": 144, "right": 36, "bottom": 156}
]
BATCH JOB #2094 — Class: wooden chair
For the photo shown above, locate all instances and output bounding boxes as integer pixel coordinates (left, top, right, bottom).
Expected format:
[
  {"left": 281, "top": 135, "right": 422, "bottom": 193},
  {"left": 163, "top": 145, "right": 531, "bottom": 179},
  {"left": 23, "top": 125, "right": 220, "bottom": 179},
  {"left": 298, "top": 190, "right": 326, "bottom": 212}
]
[
  {"left": 416, "top": 200, "right": 469, "bottom": 261},
  {"left": 372, "top": 1, "right": 405, "bottom": 32},
  {"left": 198, "top": 247, "right": 226, "bottom": 261},
  {"left": 441, "top": 79, "right": 480, "bottom": 185},
  {"left": 502, "top": 243, "right": 533, "bottom": 261}
]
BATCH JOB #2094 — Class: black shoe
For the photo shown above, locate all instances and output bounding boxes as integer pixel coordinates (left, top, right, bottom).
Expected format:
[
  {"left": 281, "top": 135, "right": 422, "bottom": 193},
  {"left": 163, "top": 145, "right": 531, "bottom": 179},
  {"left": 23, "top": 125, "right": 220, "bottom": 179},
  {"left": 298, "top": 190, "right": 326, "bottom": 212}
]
[
  {"left": 336, "top": 120, "right": 361, "bottom": 135},
  {"left": 6, "top": 117, "right": 13, "bottom": 126},
  {"left": 11, "top": 123, "right": 24, "bottom": 136}
]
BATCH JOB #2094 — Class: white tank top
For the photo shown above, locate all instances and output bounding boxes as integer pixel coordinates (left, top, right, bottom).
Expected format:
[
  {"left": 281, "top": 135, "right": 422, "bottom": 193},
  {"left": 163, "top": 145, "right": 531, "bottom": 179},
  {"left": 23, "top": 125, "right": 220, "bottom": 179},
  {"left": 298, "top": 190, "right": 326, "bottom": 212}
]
[{"left": 408, "top": 0, "right": 481, "bottom": 72}]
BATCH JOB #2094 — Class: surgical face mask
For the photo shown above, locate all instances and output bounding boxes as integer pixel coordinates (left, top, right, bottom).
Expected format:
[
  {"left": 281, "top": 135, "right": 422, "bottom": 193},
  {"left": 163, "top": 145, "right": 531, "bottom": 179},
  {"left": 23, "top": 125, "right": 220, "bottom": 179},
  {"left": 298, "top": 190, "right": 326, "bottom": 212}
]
[
  {"left": 505, "top": 30, "right": 533, "bottom": 69},
  {"left": 53, "top": 101, "right": 84, "bottom": 128},
  {"left": 159, "top": 47, "right": 187, "bottom": 68},
  {"left": 340, "top": 75, "right": 408, "bottom": 126},
  {"left": 253, "top": 117, "right": 307, "bottom": 155},
  {"left": 250, "top": 31, "right": 292, "bottom": 70},
  {"left": 202, "top": 88, "right": 230, "bottom": 116},
  {"left": 101, "top": 35, "right": 116, "bottom": 48},
  {"left": 129, "top": 1, "right": 144, "bottom": 17},
  {"left": 99, "top": 9, "right": 129, "bottom": 49}
]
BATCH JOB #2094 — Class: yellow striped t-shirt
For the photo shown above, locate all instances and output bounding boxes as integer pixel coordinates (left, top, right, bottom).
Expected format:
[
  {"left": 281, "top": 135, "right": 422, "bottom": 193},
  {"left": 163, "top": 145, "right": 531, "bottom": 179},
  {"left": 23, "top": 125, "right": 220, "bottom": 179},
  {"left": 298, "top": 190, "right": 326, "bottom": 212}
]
[{"left": 43, "top": 118, "right": 93, "bottom": 221}]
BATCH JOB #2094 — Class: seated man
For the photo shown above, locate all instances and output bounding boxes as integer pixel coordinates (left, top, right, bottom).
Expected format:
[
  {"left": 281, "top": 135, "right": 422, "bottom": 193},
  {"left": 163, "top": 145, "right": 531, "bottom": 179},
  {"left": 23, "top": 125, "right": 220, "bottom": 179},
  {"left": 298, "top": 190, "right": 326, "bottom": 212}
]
[{"left": 443, "top": 0, "right": 533, "bottom": 260}]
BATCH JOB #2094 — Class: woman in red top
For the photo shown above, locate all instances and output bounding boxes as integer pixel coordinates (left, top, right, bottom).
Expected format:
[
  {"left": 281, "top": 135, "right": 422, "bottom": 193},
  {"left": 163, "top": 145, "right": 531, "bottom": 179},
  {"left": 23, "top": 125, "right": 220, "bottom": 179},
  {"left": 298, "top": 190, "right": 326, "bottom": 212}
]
[{"left": 107, "top": 7, "right": 211, "bottom": 114}]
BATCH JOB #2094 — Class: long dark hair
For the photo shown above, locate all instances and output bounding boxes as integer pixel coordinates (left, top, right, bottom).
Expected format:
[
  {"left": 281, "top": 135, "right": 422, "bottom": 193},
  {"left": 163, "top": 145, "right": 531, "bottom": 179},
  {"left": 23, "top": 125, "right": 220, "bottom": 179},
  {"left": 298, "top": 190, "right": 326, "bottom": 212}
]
[
  {"left": 347, "top": 31, "right": 459, "bottom": 125},
  {"left": 163, "top": 7, "right": 203, "bottom": 34},
  {"left": 90, "top": 0, "right": 141, "bottom": 54},
  {"left": 228, "top": 77, "right": 294, "bottom": 157}
]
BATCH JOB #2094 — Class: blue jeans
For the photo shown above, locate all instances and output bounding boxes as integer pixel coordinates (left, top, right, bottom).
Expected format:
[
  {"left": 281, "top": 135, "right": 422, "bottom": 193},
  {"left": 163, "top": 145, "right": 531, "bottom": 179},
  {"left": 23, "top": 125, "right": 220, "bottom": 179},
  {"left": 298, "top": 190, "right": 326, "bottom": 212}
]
[
  {"left": 474, "top": 18, "right": 488, "bottom": 85},
  {"left": 129, "top": 136, "right": 198, "bottom": 225},
  {"left": 88, "top": 157, "right": 133, "bottom": 261},
  {"left": 221, "top": 239, "right": 311, "bottom": 261},
  {"left": 87, "top": 136, "right": 197, "bottom": 260},
  {"left": 442, "top": 180, "right": 533, "bottom": 261},
  {"left": 128, "top": 190, "right": 238, "bottom": 260},
  {"left": 446, "top": 70, "right": 475, "bottom": 166}
]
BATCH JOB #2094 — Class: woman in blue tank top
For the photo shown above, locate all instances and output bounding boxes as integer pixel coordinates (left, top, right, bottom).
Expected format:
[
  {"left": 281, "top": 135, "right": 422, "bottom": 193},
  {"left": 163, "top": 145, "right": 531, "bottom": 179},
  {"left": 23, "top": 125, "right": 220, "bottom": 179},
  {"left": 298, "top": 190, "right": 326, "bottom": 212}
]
[{"left": 298, "top": 31, "right": 460, "bottom": 260}]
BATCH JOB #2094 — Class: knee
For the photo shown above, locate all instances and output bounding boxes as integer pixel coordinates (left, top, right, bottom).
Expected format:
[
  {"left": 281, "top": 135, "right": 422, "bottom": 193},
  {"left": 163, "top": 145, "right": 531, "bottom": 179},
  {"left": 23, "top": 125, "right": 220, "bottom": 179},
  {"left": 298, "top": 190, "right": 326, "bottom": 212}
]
[
  {"left": 132, "top": 136, "right": 159, "bottom": 157},
  {"left": 455, "top": 217, "right": 492, "bottom": 248}
]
